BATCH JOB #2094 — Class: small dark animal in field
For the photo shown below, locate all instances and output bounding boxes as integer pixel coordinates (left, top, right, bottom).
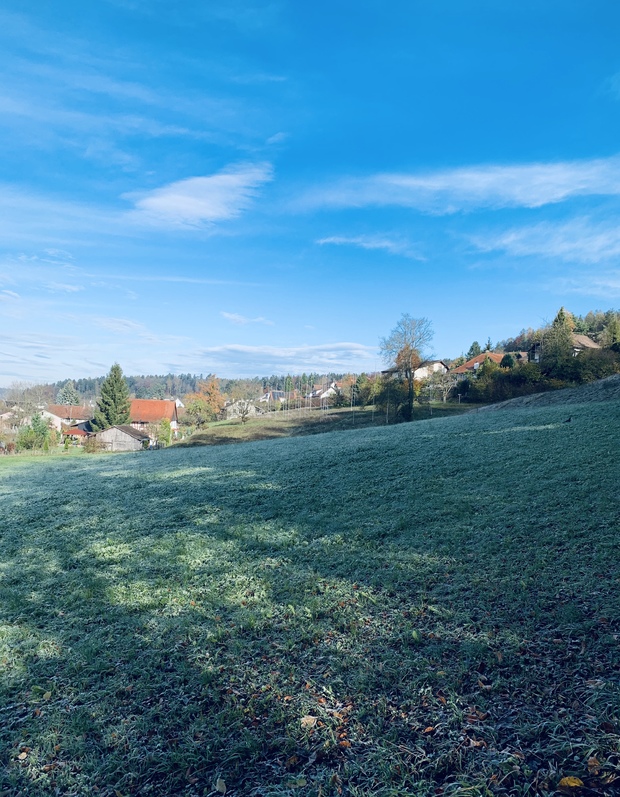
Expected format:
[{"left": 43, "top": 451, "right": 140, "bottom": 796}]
[{"left": 563, "top": 416, "right": 572, "bottom": 423}]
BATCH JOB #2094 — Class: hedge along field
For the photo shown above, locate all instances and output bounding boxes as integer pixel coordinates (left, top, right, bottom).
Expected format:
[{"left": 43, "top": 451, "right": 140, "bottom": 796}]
[{"left": 0, "top": 398, "right": 619, "bottom": 797}]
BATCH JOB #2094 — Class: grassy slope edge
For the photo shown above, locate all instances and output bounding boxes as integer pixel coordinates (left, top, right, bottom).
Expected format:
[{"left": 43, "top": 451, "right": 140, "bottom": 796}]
[{"left": 0, "top": 396, "right": 619, "bottom": 796}]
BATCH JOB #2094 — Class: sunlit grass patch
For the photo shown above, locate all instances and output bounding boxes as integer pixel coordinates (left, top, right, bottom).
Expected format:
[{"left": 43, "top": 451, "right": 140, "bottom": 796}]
[{"left": 0, "top": 397, "right": 619, "bottom": 795}]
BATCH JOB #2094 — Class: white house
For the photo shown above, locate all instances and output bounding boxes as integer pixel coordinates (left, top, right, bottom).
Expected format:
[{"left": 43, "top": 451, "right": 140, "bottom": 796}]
[{"left": 413, "top": 360, "right": 450, "bottom": 379}]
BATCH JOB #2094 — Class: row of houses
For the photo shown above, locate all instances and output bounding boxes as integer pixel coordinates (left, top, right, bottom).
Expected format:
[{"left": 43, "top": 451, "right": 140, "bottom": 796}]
[
  {"left": 0, "top": 399, "right": 180, "bottom": 452},
  {"left": 450, "top": 333, "right": 601, "bottom": 376}
]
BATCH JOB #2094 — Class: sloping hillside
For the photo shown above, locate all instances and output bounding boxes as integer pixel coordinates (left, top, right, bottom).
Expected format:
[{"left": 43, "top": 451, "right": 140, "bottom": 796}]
[
  {"left": 1, "top": 397, "right": 619, "bottom": 796},
  {"left": 473, "top": 372, "right": 620, "bottom": 411}
]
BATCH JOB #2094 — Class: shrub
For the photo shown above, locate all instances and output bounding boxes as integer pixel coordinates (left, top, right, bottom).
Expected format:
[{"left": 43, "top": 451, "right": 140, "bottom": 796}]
[{"left": 83, "top": 436, "right": 103, "bottom": 454}]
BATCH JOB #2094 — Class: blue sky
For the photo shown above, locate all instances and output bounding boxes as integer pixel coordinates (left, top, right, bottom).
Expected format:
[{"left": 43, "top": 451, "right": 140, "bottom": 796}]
[{"left": 2, "top": 1, "right": 620, "bottom": 386}]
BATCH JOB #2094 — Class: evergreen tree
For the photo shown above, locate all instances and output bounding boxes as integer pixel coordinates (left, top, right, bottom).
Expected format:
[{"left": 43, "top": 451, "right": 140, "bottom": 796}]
[
  {"left": 57, "top": 380, "right": 80, "bottom": 405},
  {"left": 541, "top": 307, "right": 574, "bottom": 376},
  {"left": 466, "top": 341, "right": 482, "bottom": 359},
  {"left": 603, "top": 314, "right": 620, "bottom": 346},
  {"left": 91, "top": 364, "right": 131, "bottom": 431}
]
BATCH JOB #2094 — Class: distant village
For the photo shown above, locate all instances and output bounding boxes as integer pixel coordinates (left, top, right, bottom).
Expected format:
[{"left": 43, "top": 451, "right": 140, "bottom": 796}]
[{"left": 2, "top": 306, "right": 619, "bottom": 452}]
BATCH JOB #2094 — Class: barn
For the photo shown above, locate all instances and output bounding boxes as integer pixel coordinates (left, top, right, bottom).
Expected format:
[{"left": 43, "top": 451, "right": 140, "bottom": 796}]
[{"left": 95, "top": 425, "right": 150, "bottom": 452}]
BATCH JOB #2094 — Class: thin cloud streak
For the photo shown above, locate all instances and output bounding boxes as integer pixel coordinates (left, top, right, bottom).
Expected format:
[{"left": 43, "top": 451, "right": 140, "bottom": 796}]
[
  {"left": 317, "top": 234, "right": 424, "bottom": 260},
  {"left": 126, "top": 162, "right": 274, "bottom": 227},
  {"left": 302, "top": 156, "right": 620, "bottom": 214},
  {"left": 472, "top": 217, "right": 620, "bottom": 263},
  {"left": 0, "top": 330, "right": 378, "bottom": 385},
  {"left": 221, "top": 311, "right": 274, "bottom": 326},
  {"left": 197, "top": 342, "right": 377, "bottom": 375},
  {"left": 549, "top": 273, "right": 620, "bottom": 299}
]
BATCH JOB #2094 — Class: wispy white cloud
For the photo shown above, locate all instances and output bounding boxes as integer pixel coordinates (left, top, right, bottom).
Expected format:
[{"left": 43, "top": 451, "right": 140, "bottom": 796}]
[
  {"left": 94, "top": 316, "right": 147, "bottom": 335},
  {"left": 301, "top": 156, "right": 620, "bottom": 214},
  {"left": 197, "top": 342, "right": 377, "bottom": 374},
  {"left": 44, "top": 248, "right": 74, "bottom": 259},
  {"left": 232, "top": 73, "right": 287, "bottom": 85},
  {"left": 471, "top": 217, "right": 620, "bottom": 263},
  {"left": 93, "top": 315, "right": 187, "bottom": 345},
  {"left": 126, "top": 162, "right": 273, "bottom": 227},
  {"left": 221, "top": 311, "right": 274, "bottom": 325},
  {"left": 46, "top": 282, "right": 83, "bottom": 293},
  {"left": 266, "top": 131, "right": 288, "bottom": 144},
  {"left": 0, "top": 185, "right": 119, "bottom": 245},
  {"left": 549, "top": 272, "right": 620, "bottom": 299},
  {"left": 317, "top": 234, "right": 424, "bottom": 260},
  {"left": 1, "top": 290, "right": 20, "bottom": 300}
]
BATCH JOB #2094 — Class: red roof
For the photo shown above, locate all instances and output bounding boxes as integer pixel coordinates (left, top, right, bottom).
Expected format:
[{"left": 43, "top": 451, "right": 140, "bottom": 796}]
[
  {"left": 47, "top": 404, "right": 93, "bottom": 419},
  {"left": 451, "top": 352, "right": 505, "bottom": 374},
  {"left": 62, "top": 426, "right": 88, "bottom": 436},
  {"left": 130, "top": 399, "right": 178, "bottom": 423}
]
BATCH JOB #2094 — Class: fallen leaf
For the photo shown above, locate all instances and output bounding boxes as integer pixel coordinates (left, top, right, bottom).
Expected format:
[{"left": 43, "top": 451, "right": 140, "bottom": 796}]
[
  {"left": 423, "top": 726, "right": 435, "bottom": 734},
  {"left": 558, "top": 776, "right": 584, "bottom": 790},
  {"left": 301, "top": 715, "right": 317, "bottom": 728},
  {"left": 495, "top": 650, "right": 503, "bottom": 663},
  {"left": 339, "top": 740, "right": 351, "bottom": 748},
  {"left": 215, "top": 777, "right": 226, "bottom": 794},
  {"left": 587, "top": 756, "right": 601, "bottom": 774},
  {"left": 17, "top": 752, "right": 27, "bottom": 760},
  {"left": 43, "top": 691, "right": 52, "bottom": 701}
]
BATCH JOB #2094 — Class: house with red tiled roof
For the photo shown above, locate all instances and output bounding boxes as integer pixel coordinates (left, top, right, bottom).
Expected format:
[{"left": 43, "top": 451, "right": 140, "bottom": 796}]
[
  {"left": 451, "top": 352, "right": 505, "bottom": 375},
  {"left": 46, "top": 404, "right": 93, "bottom": 431},
  {"left": 129, "top": 399, "right": 178, "bottom": 433},
  {"left": 62, "top": 426, "right": 89, "bottom": 441}
]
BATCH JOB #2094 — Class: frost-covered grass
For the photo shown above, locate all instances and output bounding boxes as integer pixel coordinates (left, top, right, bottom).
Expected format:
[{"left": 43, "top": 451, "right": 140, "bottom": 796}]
[
  {"left": 1, "top": 398, "right": 619, "bottom": 796},
  {"left": 180, "top": 403, "right": 470, "bottom": 446}
]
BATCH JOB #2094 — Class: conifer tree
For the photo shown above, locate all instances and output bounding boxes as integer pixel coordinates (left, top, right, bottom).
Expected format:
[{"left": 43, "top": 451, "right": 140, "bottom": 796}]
[
  {"left": 603, "top": 314, "right": 620, "bottom": 346},
  {"left": 57, "top": 380, "right": 80, "bottom": 405},
  {"left": 541, "top": 307, "right": 574, "bottom": 376},
  {"left": 466, "top": 341, "right": 482, "bottom": 359},
  {"left": 91, "top": 364, "right": 131, "bottom": 431}
]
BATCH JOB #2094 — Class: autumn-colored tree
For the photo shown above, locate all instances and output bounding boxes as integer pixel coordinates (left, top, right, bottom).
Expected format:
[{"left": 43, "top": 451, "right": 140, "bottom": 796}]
[
  {"left": 185, "top": 376, "right": 225, "bottom": 427},
  {"left": 380, "top": 315, "right": 434, "bottom": 421}
]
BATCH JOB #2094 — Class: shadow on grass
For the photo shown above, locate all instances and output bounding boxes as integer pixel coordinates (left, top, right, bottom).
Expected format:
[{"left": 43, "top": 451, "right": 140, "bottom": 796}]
[
  {"left": 177, "top": 405, "right": 471, "bottom": 449},
  {"left": 1, "top": 402, "right": 620, "bottom": 796}
]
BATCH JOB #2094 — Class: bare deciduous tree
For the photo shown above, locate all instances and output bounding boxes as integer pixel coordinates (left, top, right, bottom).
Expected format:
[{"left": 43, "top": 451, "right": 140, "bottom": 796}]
[{"left": 380, "top": 315, "right": 434, "bottom": 420}]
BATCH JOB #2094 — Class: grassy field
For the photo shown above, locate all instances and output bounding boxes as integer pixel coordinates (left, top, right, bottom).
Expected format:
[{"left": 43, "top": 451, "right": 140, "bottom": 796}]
[
  {"left": 1, "top": 395, "right": 619, "bottom": 796},
  {"left": 179, "top": 403, "right": 470, "bottom": 447}
]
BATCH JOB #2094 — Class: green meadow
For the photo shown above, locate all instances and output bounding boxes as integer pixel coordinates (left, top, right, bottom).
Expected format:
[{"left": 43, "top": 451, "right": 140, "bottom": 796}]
[{"left": 1, "top": 395, "right": 619, "bottom": 796}]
